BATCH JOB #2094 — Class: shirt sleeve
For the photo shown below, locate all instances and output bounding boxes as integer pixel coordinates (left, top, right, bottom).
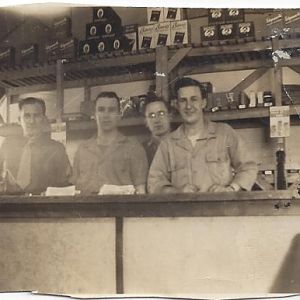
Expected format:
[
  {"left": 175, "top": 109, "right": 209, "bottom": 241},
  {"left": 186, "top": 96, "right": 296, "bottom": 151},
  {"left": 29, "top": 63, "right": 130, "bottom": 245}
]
[
  {"left": 129, "top": 141, "right": 149, "bottom": 186},
  {"left": 147, "top": 139, "right": 175, "bottom": 194},
  {"left": 225, "top": 124, "right": 258, "bottom": 191}
]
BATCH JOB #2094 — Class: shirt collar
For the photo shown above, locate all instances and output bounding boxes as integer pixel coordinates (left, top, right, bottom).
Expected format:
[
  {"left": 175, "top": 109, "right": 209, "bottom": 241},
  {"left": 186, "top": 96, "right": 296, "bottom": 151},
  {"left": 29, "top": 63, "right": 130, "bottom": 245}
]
[{"left": 171, "top": 119, "right": 217, "bottom": 141}]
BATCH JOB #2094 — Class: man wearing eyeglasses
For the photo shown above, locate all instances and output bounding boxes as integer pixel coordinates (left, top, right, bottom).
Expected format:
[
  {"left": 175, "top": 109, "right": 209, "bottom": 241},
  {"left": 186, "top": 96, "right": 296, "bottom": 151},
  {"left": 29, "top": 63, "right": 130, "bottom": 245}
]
[
  {"left": 72, "top": 91, "right": 148, "bottom": 195},
  {"left": 143, "top": 94, "right": 171, "bottom": 164},
  {"left": 148, "top": 77, "right": 257, "bottom": 194}
]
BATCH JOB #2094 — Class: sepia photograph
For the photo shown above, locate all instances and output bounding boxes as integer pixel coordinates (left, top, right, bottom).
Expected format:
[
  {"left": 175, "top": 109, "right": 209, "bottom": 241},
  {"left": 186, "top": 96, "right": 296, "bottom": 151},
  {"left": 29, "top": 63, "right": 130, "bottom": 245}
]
[{"left": 0, "top": 1, "right": 300, "bottom": 296}]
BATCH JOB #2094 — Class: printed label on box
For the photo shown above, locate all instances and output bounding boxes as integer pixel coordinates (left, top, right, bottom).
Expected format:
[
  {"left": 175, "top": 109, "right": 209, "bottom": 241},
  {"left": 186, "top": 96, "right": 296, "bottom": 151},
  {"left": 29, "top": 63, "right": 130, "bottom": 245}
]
[
  {"left": 171, "top": 20, "right": 189, "bottom": 45},
  {"left": 147, "top": 7, "right": 164, "bottom": 24},
  {"left": 138, "top": 24, "right": 156, "bottom": 49},
  {"left": 155, "top": 22, "right": 171, "bottom": 46},
  {"left": 164, "top": 8, "right": 182, "bottom": 21},
  {"left": 270, "top": 106, "right": 290, "bottom": 138}
]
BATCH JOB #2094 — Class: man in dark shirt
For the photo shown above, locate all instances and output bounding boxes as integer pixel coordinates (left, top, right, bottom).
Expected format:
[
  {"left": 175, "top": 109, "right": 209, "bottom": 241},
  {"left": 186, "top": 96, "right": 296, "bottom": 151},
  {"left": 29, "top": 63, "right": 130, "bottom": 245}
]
[
  {"left": 142, "top": 95, "right": 171, "bottom": 164},
  {"left": 0, "top": 97, "right": 71, "bottom": 194}
]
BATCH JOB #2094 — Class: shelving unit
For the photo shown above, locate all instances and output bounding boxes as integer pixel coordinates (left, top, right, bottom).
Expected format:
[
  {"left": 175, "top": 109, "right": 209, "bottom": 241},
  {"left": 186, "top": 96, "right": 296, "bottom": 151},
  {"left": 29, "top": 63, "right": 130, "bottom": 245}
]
[{"left": 1, "top": 36, "right": 300, "bottom": 191}]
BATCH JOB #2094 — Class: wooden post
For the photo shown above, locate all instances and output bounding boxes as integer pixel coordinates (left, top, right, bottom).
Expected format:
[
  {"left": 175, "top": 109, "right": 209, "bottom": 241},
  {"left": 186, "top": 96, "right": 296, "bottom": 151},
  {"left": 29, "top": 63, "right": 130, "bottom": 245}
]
[
  {"left": 5, "top": 89, "right": 11, "bottom": 123},
  {"left": 84, "top": 85, "right": 91, "bottom": 102},
  {"left": 272, "top": 37, "right": 286, "bottom": 189},
  {"left": 56, "top": 60, "right": 64, "bottom": 122},
  {"left": 115, "top": 217, "right": 124, "bottom": 294},
  {"left": 155, "top": 46, "right": 169, "bottom": 102}
]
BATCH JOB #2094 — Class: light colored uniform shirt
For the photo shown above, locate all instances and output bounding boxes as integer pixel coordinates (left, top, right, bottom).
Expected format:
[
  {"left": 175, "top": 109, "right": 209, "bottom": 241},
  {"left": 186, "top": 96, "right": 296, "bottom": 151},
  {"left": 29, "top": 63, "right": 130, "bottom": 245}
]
[
  {"left": 72, "top": 133, "right": 149, "bottom": 194},
  {"left": 148, "top": 121, "right": 258, "bottom": 193}
]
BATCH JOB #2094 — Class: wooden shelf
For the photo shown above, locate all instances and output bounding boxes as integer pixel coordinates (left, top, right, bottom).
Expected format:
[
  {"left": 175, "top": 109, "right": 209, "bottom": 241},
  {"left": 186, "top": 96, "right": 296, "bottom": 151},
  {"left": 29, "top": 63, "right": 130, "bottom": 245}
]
[
  {"left": 66, "top": 105, "right": 300, "bottom": 132},
  {"left": 1, "top": 38, "right": 300, "bottom": 95}
]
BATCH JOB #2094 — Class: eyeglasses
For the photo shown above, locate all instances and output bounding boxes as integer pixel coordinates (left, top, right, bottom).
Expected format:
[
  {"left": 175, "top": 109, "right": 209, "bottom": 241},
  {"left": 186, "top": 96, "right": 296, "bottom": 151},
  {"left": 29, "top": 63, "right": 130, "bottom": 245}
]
[{"left": 147, "top": 111, "right": 167, "bottom": 119}]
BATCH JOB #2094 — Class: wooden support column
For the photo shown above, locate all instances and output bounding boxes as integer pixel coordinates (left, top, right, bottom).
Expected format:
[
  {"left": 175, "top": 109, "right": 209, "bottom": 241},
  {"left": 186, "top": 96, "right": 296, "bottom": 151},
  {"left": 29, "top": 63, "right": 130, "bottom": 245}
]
[
  {"left": 6, "top": 90, "right": 11, "bottom": 123},
  {"left": 84, "top": 85, "right": 91, "bottom": 102},
  {"left": 156, "top": 46, "right": 169, "bottom": 102},
  {"left": 272, "top": 37, "right": 283, "bottom": 107},
  {"left": 272, "top": 37, "right": 286, "bottom": 189},
  {"left": 56, "top": 60, "right": 64, "bottom": 122},
  {"left": 115, "top": 217, "right": 124, "bottom": 294}
]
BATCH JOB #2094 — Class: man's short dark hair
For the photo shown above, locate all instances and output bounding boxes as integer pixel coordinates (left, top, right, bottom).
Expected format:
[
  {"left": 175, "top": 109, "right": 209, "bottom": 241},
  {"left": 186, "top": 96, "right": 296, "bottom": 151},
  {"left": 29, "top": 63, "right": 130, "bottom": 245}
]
[
  {"left": 144, "top": 93, "right": 169, "bottom": 116},
  {"left": 18, "top": 97, "right": 46, "bottom": 115},
  {"left": 95, "top": 91, "right": 120, "bottom": 111},
  {"left": 174, "top": 77, "right": 207, "bottom": 99}
]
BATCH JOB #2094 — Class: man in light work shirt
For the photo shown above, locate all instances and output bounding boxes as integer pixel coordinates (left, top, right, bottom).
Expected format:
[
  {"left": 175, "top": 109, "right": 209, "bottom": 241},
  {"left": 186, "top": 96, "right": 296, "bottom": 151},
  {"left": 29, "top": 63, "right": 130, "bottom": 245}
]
[
  {"left": 148, "top": 77, "right": 258, "bottom": 193},
  {"left": 72, "top": 91, "right": 148, "bottom": 195},
  {"left": 0, "top": 97, "right": 71, "bottom": 194},
  {"left": 143, "top": 94, "right": 171, "bottom": 164}
]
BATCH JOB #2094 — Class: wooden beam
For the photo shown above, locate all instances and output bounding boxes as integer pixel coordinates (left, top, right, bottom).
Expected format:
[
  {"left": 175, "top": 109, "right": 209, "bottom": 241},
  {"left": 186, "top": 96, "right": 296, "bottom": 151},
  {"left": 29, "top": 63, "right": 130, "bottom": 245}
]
[
  {"left": 63, "top": 52, "right": 156, "bottom": 73},
  {"left": 167, "top": 47, "right": 192, "bottom": 73},
  {"left": 180, "top": 60, "right": 273, "bottom": 75},
  {"left": 84, "top": 85, "right": 91, "bottom": 102},
  {"left": 115, "top": 217, "right": 124, "bottom": 294},
  {"left": 188, "top": 40, "right": 272, "bottom": 58},
  {"left": 0, "top": 64, "right": 56, "bottom": 81},
  {"left": 0, "top": 191, "right": 298, "bottom": 219},
  {"left": 155, "top": 46, "right": 169, "bottom": 101},
  {"left": 8, "top": 72, "right": 153, "bottom": 95},
  {"left": 230, "top": 68, "right": 269, "bottom": 93},
  {"left": 278, "top": 57, "right": 300, "bottom": 67},
  {"left": 56, "top": 60, "right": 64, "bottom": 122},
  {"left": 272, "top": 37, "right": 283, "bottom": 107},
  {"left": 289, "top": 66, "right": 300, "bottom": 76},
  {"left": 6, "top": 92, "right": 11, "bottom": 123}
]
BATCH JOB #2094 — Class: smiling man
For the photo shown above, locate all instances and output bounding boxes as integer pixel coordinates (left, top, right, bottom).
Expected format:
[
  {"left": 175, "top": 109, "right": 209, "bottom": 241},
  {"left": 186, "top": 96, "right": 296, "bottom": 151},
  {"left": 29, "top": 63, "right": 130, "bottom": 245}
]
[
  {"left": 143, "top": 94, "right": 171, "bottom": 164},
  {"left": 72, "top": 91, "right": 148, "bottom": 195},
  {"left": 0, "top": 97, "right": 71, "bottom": 194},
  {"left": 147, "top": 77, "right": 258, "bottom": 194}
]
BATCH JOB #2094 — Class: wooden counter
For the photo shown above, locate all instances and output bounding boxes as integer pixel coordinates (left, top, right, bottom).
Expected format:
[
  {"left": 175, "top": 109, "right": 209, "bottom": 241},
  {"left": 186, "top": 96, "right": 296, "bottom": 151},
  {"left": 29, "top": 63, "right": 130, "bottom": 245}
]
[{"left": 1, "top": 191, "right": 300, "bottom": 294}]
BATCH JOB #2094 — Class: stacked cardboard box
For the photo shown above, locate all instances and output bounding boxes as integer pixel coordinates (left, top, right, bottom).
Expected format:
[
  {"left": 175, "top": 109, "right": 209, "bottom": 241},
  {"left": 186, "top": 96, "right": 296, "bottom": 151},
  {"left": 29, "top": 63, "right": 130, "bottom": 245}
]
[
  {"left": 139, "top": 7, "right": 189, "bottom": 50},
  {"left": 79, "top": 7, "right": 131, "bottom": 56},
  {"left": 45, "top": 16, "right": 77, "bottom": 63},
  {"left": 201, "top": 9, "right": 255, "bottom": 44}
]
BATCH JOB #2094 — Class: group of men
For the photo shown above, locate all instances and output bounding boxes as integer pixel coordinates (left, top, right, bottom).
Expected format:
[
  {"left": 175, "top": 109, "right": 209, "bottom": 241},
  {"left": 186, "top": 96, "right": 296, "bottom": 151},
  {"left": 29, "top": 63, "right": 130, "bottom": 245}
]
[{"left": 0, "top": 77, "right": 258, "bottom": 195}]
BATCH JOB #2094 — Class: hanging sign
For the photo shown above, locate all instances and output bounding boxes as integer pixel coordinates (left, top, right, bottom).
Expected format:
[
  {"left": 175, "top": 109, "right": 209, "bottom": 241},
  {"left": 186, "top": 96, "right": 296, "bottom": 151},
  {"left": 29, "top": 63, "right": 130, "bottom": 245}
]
[{"left": 270, "top": 106, "right": 290, "bottom": 138}]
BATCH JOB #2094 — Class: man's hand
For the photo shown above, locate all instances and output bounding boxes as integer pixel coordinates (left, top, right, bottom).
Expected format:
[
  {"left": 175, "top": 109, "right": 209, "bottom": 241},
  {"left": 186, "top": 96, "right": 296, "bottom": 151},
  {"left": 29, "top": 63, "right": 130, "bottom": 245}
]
[
  {"left": 208, "top": 185, "right": 237, "bottom": 192},
  {"left": 181, "top": 184, "right": 199, "bottom": 193}
]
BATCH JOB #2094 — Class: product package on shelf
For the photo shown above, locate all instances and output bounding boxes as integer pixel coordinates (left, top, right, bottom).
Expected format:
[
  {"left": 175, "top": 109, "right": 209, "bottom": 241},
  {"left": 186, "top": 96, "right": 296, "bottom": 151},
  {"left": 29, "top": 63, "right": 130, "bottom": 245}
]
[
  {"left": 123, "top": 24, "right": 139, "bottom": 51},
  {"left": 164, "top": 8, "right": 184, "bottom": 22},
  {"left": 265, "top": 11, "right": 284, "bottom": 38},
  {"left": 78, "top": 40, "right": 97, "bottom": 56},
  {"left": 155, "top": 22, "right": 171, "bottom": 47},
  {"left": 45, "top": 39, "right": 60, "bottom": 63},
  {"left": 93, "top": 7, "right": 122, "bottom": 24},
  {"left": 60, "top": 37, "right": 78, "bottom": 60},
  {"left": 20, "top": 44, "right": 39, "bottom": 65},
  {"left": 208, "top": 9, "right": 225, "bottom": 24},
  {"left": 218, "top": 23, "right": 237, "bottom": 41},
  {"left": 147, "top": 7, "right": 164, "bottom": 24},
  {"left": 225, "top": 9, "right": 245, "bottom": 23},
  {"left": 284, "top": 10, "right": 300, "bottom": 36},
  {"left": 138, "top": 24, "right": 157, "bottom": 49},
  {"left": 52, "top": 16, "right": 72, "bottom": 40},
  {"left": 237, "top": 21, "right": 255, "bottom": 40},
  {"left": 86, "top": 21, "right": 123, "bottom": 40},
  {"left": 170, "top": 20, "right": 189, "bottom": 45},
  {"left": 200, "top": 25, "right": 219, "bottom": 43},
  {"left": 208, "top": 92, "right": 240, "bottom": 112},
  {"left": 0, "top": 47, "right": 15, "bottom": 68}
]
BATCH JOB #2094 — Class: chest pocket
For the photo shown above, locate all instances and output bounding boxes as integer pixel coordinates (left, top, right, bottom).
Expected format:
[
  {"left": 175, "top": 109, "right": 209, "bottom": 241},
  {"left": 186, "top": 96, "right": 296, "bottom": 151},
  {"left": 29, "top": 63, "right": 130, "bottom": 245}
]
[{"left": 205, "top": 150, "right": 232, "bottom": 185}]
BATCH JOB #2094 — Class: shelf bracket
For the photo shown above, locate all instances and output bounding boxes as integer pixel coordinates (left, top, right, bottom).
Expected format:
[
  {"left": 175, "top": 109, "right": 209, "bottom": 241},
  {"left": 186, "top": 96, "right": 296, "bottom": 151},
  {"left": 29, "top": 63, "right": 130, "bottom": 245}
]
[
  {"left": 230, "top": 68, "right": 269, "bottom": 93},
  {"left": 167, "top": 47, "right": 192, "bottom": 73},
  {"left": 56, "top": 60, "right": 64, "bottom": 122}
]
